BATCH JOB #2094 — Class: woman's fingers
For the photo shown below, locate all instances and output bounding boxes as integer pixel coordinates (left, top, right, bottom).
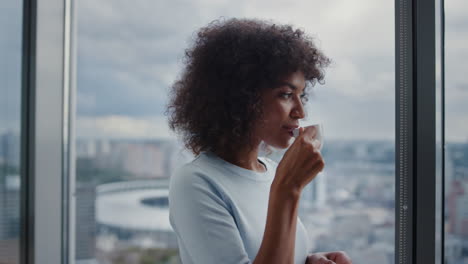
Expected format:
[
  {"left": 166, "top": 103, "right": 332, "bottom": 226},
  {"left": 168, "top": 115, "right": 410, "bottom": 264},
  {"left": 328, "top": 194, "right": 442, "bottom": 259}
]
[
  {"left": 324, "top": 251, "right": 353, "bottom": 264},
  {"left": 308, "top": 254, "right": 336, "bottom": 264},
  {"left": 299, "top": 126, "right": 305, "bottom": 136},
  {"left": 302, "top": 149, "right": 324, "bottom": 171},
  {"left": 302, "top": 125, "right": 318, "bottom": 139},
  {"left": 308, "top": 158, "right": 325, "bottom": 175},
  {"left": 275, "top": 126, "right": 326, "bottom": 192},
  {"left": 318, "top": 258, "right": 336, "bottom": 264},
  {"left": 294, "top": 137, "right": 325, "bottom": 184}
]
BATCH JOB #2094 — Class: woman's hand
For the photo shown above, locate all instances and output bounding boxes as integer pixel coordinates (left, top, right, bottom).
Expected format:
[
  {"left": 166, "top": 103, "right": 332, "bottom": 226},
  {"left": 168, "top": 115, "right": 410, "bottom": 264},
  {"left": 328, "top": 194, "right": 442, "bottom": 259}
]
[
  {"left": 272, "top": 126, "right": 325, "bottom": 195},
  {"left": 306, "top": 251, "right": 352, "bottom": 264}
]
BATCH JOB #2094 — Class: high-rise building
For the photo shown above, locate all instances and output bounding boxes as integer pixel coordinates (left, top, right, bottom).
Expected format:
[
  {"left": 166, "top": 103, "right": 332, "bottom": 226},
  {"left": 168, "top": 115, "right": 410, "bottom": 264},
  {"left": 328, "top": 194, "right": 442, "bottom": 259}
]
[
  {"left": 454, "top": 181, "right": 468, "bottom": 237},
  {"left": 0, "top": 173, "right": 20, "bottom": 264},
  {"left": 0, "top": 132, "right": 20, "bottom": 168},
  {"left": 75, "top": 183, "right": 97, "bottom": 262}
]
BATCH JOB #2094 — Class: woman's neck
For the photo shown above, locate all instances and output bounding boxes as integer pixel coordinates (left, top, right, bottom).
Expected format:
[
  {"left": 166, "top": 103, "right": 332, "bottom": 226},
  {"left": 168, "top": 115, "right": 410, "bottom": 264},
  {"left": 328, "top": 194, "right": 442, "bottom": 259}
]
[{"left": 215, "top": 146, "right": 266, "bottom": 172}]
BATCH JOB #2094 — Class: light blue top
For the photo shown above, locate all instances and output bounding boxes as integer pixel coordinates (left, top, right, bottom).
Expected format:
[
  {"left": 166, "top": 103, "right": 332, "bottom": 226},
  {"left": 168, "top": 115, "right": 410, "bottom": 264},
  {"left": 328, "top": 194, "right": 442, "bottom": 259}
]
[{"left": 169, "top": 151, "right": 310, "bottom": 264}]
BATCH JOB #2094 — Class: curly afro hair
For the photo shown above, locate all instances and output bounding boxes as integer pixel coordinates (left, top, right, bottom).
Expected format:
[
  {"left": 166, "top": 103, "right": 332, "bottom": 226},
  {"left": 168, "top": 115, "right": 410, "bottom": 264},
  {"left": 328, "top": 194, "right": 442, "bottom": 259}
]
[{"left": 165, "top": 18, "right": 331, "bottom": 157}]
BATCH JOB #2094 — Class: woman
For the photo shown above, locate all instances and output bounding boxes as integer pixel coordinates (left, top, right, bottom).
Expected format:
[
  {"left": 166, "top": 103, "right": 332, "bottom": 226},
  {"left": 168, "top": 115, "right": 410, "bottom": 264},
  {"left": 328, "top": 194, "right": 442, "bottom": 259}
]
[{"left": 165, "top": 18, "right": 352, "bottom": 264}]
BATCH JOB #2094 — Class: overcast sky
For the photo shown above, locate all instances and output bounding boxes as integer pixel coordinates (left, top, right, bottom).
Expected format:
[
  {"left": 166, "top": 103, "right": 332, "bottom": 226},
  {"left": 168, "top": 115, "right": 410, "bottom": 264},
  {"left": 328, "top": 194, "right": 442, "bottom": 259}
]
[
  {"left": 0, "top": 0, "right": 22, "bottom": 136},
  {"left": 74, "top": 0, "right": 468, "bottom": 142},
  {"left": 1, "top": 0, "right": 467, "bottom": 142}
]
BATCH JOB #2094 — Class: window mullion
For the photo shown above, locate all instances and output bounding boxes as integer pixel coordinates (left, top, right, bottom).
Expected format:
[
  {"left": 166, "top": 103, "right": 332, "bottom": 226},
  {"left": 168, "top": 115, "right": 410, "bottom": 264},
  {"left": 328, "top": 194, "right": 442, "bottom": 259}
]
[{"left": 396, "top": 0, "right": 438, "bottom": 263}]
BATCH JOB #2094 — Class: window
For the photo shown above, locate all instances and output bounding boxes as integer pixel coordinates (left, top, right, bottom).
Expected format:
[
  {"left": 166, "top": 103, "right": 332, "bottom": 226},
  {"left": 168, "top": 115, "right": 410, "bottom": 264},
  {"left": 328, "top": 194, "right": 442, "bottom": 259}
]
[
  {"left": 0, "top": 0, "right": 23, "bottom": 263},
  {"left": 74, "top": 1, "right": 394, "bottom": 263},
  {"left": 8, "top": 0, "right": 457, "bottom": 264},
  {"left": 444, "top": 0, "right": 468, "bottom": 262}
]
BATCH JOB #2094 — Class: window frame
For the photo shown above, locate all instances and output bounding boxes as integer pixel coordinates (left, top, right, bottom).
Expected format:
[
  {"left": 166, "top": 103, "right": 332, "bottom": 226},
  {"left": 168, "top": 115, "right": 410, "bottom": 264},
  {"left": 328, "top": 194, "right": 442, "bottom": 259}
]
[
  {"left": 395, "top": 0, "right": 443, "bottom": 263},
  {"left": 20, "top": 0, "right": 75, "bottom": 263}
]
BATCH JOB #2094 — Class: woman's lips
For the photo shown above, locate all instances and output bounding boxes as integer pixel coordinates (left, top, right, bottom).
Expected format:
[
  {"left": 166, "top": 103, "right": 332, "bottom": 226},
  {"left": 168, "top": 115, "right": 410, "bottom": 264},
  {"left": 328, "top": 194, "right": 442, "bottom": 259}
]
[{"left": 283, "top": 127, "right": 295, "bottom": 136}]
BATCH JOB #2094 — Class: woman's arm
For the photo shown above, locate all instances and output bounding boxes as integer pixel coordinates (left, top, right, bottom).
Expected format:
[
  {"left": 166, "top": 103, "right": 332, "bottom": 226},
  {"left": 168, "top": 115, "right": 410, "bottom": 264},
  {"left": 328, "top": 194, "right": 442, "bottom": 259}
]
[
  {"left": 252, "top": 185, "right": 301, "bottom": 264},
  {"left": 253, "top": 127, "right": 326, "bottom": 264}
]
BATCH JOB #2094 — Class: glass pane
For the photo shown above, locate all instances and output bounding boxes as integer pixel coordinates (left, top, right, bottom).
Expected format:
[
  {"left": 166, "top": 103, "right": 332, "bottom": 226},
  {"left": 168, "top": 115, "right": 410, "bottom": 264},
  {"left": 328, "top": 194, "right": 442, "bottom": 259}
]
[
  {"left": 74, "top": 1, "right": 394, "bottom": 263},
  {"left": 0, "top": 0, "right": 23, "bottom": 263},
  {"left": 444, "top": 0, "right": 468, "bottom": 263},
  {"left": 265, "top": 2, "right": 395, "bottom": 263}
]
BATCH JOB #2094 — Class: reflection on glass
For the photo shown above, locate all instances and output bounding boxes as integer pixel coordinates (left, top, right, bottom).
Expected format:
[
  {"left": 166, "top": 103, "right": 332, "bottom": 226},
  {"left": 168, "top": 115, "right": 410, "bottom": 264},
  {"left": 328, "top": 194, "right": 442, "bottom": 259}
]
[
  {"left": 444, "top": 0, "right": 468, "bottom": 263},
  {"left": 74, "top": 1, "right": 395, "bottom": 263},
  {"left": 0, "top": 0, "right": 23, "bottom": 263}
]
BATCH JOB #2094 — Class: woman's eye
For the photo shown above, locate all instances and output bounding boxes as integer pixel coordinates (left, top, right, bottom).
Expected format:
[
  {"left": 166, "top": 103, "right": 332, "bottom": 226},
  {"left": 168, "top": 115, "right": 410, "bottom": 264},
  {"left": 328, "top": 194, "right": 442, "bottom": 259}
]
[{"left": 280, "top": 93, "right": 309, "bottom": 103}]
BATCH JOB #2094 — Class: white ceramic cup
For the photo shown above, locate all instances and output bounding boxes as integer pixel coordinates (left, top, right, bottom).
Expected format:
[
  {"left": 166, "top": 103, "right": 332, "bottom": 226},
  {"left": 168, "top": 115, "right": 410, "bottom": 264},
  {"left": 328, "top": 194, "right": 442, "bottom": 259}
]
[{"left": 292, "top": 124, "right": 324, "bottom": 151}]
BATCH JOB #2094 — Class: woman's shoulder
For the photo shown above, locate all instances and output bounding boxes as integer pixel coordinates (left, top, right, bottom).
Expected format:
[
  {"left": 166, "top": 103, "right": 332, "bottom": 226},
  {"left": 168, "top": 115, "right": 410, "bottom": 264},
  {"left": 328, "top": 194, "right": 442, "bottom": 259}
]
[
  {"left": 169, "top": 159, "right": 231, "bottom": 206},
  {"left": 169, "top": 155, "right": 225, "bottom": 190},
  {"left": 170, "top": 160, "right": 207, "bottom": 184}
]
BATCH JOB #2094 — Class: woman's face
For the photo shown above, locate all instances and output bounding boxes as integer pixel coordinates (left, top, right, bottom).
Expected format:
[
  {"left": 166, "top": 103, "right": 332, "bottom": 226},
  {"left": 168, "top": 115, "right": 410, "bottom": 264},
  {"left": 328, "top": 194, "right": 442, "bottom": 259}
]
[{"left": 255, "top": 71, "right": 307, "bottom": 149}]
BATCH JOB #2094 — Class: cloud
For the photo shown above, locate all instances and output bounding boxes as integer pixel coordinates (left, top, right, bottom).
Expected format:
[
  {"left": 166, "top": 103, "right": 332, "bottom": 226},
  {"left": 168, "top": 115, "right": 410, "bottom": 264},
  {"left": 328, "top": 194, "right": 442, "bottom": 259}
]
[
  {"left": 444, "top": 0, "right": 468, "bottom": 143},
  {"left": 445, "top": 0, "right": 468, "bottom": 24},
  {"left": 446, "top": 113, "right": 468, "bottom": 143},
  {"left": 77, "top": 0, "right": 234, "bottom": 118},
  {"left": 77, "top": 0, "right": 395, "bottom": 115},
  {"left": 74, "top": 0, "right": 466, "bottom": 142},
  {"left": 304, "top": 88, "right": 395, "bottom": 141},
  {"left": 0, "top": 0, "right": 22, "bottom": 134}
]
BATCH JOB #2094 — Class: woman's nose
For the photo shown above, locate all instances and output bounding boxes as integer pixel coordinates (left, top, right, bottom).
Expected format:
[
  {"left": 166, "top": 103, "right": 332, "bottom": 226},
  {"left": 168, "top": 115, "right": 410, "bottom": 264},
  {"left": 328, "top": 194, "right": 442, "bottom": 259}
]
[{"left": 291, "top": 101, "right": 305, "bottom": 119}]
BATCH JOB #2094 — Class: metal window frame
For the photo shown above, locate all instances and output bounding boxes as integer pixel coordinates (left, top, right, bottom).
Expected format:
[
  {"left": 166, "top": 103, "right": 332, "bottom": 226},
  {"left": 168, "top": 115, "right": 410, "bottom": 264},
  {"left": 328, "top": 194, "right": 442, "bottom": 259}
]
[
  {"left": 396, "top": 0, "right": 443, "bottom": 263},
  {"left": 20, "top": 0, "right": 36, "bottom": 262},
  {"left": 20, "top": 0, "right": 74, "bottom": 263}
]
